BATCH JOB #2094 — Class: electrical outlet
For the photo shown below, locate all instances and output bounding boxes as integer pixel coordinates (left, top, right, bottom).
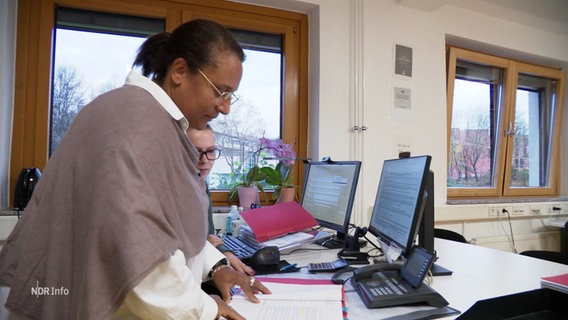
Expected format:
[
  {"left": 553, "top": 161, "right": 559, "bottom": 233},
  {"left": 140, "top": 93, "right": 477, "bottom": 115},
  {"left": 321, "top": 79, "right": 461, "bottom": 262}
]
[
  {"left": 529, "top": 206, "right": 542, "bottom": 215},
  {"left": 488, "top": 206, "right": 512, "bottom": 217},
  {"left": 488, "top": 207, "right": 500, "bottom": 217},
  {"left": 547, "top": 205, "right": 563, "bottom": 215}
]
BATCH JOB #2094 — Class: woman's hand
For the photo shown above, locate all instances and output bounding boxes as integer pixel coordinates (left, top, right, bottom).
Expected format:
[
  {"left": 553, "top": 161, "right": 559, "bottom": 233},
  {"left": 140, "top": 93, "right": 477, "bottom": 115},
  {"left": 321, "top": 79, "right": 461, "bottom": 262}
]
[
  {"left": 208, "top": 234, "right": 224, "bottom": 247},
  {"left": 211, "top": 295, "right": 245, "bottom": 320},
  {"left": 212, "top": 267, "right": 271, "bottom": 303},
  {"left": 225, "top": 252, "right": 255, "bottom": 275}
]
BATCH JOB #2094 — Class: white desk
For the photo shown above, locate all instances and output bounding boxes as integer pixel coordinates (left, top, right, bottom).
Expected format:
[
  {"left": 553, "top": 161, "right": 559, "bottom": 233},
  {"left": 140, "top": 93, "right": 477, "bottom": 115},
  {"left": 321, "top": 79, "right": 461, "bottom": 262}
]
[
  {"left": 548, "top": 218, "right": 568, "bottom": 228},
  {"left": 270, "top": 239, "right": 568, "bottom": 319}
]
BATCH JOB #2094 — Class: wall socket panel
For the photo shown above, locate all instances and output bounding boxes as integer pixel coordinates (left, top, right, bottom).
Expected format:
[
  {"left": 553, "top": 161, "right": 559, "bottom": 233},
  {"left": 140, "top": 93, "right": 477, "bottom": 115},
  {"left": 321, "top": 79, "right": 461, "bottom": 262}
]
[
  {"left": 487, "top": 203, "right": 567, "bottom": 217},
  {"left": 529, "top": 206, "right": 543, "bottom": 215},
  {"left": 488, "top": 206, "right": 513, "bottom": 217},
  {"left": 512, "top": 206, "right": 529, "bottom": 216},
  {"left": 546, "top": 204, "right": 564, "bottom": 215}
]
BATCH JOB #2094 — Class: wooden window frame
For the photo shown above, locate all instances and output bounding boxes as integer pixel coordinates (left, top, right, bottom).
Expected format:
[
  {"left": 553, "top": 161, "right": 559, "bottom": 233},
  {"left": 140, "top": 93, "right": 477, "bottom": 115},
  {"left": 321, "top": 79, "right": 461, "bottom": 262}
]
[
  {"left": 10, "top": 0, "right": 308, "bottom": 207},
  {"left": 446, "top": 46, "right": 564, "bottom": 200}
]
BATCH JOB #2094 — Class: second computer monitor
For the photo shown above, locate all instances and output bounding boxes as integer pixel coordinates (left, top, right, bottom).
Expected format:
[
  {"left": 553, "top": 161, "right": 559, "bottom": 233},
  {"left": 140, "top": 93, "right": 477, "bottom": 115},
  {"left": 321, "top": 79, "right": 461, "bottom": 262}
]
[
  {"left": 301, "top": 160, "right": 361, "bottom": 246},
  {"left": 368, "top": 155, "right": 432, "bottom": 261}
]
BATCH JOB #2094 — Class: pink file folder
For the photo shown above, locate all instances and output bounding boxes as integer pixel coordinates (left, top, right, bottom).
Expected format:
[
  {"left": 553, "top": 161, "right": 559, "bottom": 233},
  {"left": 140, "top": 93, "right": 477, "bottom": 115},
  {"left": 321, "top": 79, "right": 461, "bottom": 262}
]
[{"left": 240, "top": 201, "right": 317, "bottom": 242}]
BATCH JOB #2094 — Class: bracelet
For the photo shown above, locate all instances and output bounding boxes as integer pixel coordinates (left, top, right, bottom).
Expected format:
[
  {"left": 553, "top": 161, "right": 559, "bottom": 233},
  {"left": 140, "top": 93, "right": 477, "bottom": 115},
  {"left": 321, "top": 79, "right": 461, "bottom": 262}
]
[
  {"left": 210, "top": 264, "right": 232, "bottom": 279},
  {"left": 208, "top": 258, "right": 231, "bottom": 280}
]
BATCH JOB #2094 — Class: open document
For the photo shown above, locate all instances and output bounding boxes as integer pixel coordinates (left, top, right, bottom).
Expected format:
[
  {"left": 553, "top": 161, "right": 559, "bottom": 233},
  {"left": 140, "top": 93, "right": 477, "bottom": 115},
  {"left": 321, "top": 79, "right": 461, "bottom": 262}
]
[{"left": 228, "top": 278, "right": 345, "bottom": 320}]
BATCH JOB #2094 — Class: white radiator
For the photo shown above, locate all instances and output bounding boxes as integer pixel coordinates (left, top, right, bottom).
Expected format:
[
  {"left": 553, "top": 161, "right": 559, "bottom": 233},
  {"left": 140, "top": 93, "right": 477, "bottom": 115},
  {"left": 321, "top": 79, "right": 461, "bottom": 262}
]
[{"left": 471, "top": 232, "right": 560, "bottom": 253}]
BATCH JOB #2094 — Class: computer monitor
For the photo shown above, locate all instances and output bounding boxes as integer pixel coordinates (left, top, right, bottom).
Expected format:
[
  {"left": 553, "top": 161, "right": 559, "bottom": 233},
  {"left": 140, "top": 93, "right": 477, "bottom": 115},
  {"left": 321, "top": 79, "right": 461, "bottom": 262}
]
[
  {"left": 301, "top": 160, "right": 361, "bottom": 248},
  {"left": 368, "top": 155, "right": 432, "bottom": 262},
  {"left": 417, "top": 169, "right": 454, "bottom": 276},
  {"left": 418, "top": 170, "right": 434, "bottom": 254}
]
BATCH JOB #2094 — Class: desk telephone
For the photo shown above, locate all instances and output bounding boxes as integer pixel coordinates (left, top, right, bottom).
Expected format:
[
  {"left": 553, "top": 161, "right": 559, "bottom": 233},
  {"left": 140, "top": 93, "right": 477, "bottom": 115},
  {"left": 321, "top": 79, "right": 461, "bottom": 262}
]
[{"left": 339, "top": 246, "right": 449, "bottom": 308}]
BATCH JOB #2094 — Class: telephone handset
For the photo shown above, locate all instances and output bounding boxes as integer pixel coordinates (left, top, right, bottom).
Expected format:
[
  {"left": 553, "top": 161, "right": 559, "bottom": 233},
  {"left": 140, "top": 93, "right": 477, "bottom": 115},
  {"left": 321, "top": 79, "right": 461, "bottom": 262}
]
[
  {"left": 331, "top": 262, "right": 401, "bottom": 284},
  {"left": 352, "top": 262, "right": 402, "bottom": 280},
  {"left": 350, "top": 245, "right": 449, "bottom": 308},
  {"left": 14, "top": 167, "right": 41, "bottom": 211}
]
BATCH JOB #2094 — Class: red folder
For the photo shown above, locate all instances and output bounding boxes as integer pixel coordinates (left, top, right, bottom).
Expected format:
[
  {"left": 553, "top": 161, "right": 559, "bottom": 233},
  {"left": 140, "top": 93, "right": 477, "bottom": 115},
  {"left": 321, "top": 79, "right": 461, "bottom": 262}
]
[
  {"left": 541, "top": 273, "right": 568, "bottom": 294},
  {"left": 240, "top": 201, "right": 317, "bottom": 242}
]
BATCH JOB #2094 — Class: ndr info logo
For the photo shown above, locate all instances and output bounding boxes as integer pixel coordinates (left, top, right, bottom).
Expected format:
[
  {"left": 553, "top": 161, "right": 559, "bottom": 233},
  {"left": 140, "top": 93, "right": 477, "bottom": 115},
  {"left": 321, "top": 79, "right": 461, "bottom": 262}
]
[{"left": 31, "top": 281, "right": 69, "bottom": 298}]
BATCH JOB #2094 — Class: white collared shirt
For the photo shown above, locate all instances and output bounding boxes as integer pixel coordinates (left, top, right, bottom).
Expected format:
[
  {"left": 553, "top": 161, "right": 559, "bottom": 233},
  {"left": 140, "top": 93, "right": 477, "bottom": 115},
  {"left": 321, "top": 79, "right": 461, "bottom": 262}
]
[
  {"left": 114, "top": 72, "right": 226, "bottom": 320},
  {"left": 124, "top": 71, "right": 190, "bottom": 133}
]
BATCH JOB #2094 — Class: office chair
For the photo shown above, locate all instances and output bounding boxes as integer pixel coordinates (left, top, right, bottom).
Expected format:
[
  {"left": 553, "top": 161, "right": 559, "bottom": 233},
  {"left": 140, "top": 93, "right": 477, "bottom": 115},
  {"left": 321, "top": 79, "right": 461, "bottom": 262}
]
[
  {"left": 519, "top": 250, "right": 568, "bottom": 265},
  {"left": 434, "top": 228, "right": 467, "bottom": 243}
]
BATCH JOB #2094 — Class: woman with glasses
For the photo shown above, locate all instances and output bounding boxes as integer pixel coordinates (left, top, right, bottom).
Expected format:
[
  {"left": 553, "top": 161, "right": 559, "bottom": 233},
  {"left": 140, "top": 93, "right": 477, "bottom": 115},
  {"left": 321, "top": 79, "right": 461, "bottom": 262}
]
[
  {"left": 187, "top": 125, "right": 254, "bottom": 276},
  {"left": 0, "top": 19, "right": 269, "bottom": 320}
]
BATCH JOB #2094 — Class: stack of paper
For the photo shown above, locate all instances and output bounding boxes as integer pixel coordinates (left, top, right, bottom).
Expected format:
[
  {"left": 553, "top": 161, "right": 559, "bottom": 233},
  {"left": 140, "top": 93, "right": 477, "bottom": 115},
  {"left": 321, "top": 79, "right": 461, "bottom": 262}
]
[
  {"left": 229, "top": 278, "right": 345, "bottom": 320},
  {"left": 541, "top": 273, "right": 568, "bottom": 294},
  {"left": 239, "top": 225, "right": 316, "bottom": 252}
]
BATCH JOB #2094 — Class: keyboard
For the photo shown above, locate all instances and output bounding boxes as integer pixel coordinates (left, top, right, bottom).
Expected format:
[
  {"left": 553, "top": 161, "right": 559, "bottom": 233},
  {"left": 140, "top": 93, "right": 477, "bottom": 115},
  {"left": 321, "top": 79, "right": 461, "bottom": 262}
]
[{"left": 222, "top": 235, "right": 263, "bottom": 260}]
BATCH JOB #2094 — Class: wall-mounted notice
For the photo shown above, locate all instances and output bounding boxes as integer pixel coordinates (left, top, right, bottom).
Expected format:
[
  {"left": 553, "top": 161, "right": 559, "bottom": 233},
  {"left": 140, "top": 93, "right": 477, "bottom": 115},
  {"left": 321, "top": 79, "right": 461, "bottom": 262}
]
[
  {"left": 394, "top": 87, "right": 411, "bottom": 110},
  {"left": 395, "top": 44, "right": 412, "bottom": 77}
]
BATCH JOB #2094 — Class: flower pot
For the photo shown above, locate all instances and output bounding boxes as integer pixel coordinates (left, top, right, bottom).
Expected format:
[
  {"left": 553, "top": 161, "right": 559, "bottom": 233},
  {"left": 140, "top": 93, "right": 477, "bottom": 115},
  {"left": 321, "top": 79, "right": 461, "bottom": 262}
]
[
  {"left": 238, "top": 186, "right": 260, "bottom": 210},
  {"left": 276, "top": 187, "right": 296, "bottom": 204}
]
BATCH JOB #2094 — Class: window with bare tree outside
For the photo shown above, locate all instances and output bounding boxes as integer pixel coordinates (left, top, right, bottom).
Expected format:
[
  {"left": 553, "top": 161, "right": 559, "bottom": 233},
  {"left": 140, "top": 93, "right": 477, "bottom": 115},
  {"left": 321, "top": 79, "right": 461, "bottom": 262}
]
[
  {"left": 49, "top": 5, "right": 300, "bottom": 203},
  {"left": 447, "top": 46, "right": 564, "bottom": 198}
]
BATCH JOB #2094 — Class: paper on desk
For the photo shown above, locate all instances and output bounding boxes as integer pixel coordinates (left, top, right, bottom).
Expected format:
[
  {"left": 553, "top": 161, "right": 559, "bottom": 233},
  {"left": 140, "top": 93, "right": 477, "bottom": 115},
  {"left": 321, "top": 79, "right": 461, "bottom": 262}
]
[
  {"left": 229, "top": 281, "right": 344, "bottom": 320},
  {"left": 262, "top": 232, "right": 314, "bottom": 249}
]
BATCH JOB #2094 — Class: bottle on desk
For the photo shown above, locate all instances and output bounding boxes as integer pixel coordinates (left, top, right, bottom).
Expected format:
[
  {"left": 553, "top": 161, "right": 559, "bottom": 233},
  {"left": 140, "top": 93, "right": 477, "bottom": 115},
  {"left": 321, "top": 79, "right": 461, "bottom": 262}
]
[
  {"left": 225, "top": 205, "right": 240, "bottom": 236},
  {"left": 231, "top": 206, "right": 245, "bottom": 237}
]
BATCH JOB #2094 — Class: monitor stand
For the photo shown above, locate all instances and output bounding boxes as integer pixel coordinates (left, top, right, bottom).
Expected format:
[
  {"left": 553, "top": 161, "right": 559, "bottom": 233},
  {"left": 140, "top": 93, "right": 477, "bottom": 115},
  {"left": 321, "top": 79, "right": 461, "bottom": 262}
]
[
  {"left": 336, "top": 232, "right": 370, "bottom": 265},
  {"left": 314, "top": 236, "right": 345, "bottom": 249},
  {"left": 430, "top": 263, "right": 453, "bottom": 276},
  {"left": 337, "top": 248, "right": 370, "bottom": 265},
  {"left": 314, "top": 234, "right": 367, "bottom": 249}
]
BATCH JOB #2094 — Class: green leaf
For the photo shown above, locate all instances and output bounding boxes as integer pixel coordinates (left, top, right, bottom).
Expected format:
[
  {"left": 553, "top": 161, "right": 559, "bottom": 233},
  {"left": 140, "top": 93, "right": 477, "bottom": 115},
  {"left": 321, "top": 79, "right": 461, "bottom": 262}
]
[{"left": 261, "top": 166, "right": 282, "bottom": 186}]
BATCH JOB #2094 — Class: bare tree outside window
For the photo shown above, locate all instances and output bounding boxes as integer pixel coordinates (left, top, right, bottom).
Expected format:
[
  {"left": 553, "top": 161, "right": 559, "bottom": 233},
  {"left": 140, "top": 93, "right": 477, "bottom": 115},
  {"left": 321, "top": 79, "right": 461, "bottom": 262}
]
[
  {"left": 209, "top": 99, "right": 267, "bottom": 189},
  {"left": 50, "top": 66, "right": 85, "bottom": 154}
]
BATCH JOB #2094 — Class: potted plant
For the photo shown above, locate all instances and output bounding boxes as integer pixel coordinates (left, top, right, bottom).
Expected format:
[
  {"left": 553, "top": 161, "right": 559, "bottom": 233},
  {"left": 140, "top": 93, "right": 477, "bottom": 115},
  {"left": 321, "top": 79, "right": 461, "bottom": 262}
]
[
  {"left": 227, "top": 165, "right": 267, "bottom": 208},
  {"left": 259, "top": 137, "right": 297, "bottom": 202},
  {"left": 227, "top": 137, "right": 297, "bottom": 205}
]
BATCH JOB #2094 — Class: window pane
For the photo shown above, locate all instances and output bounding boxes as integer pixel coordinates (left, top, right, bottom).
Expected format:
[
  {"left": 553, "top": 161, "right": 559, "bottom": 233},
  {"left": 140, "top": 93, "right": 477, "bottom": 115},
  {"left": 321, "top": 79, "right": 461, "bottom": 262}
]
[
  {"left": 448, "top": 60, "right": 504, "bottom": 188},
  {"left": 51, "top": 10, "right": 284, "bottom": 193},
  {"left": 51, "top": 8, "right": 163, "bottom": 155},
  {"left": 209, "top": 49, "right": 282, "bottom": 190},
  {"left": 51, "top": 29, "right": 147, "bottom": 154},
  {"left": 510, "top": 74, "right": 556, "bottom": 187}
]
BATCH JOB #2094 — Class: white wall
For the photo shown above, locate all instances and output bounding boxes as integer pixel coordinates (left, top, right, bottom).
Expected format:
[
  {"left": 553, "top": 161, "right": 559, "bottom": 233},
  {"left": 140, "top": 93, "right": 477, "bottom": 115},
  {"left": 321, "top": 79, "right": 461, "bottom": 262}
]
[
  {"left": 0, "top": 0, "right": 17, "bottom": 210},
  {"left": 236, "top": 0, "right": 568, "bottom": 250}
]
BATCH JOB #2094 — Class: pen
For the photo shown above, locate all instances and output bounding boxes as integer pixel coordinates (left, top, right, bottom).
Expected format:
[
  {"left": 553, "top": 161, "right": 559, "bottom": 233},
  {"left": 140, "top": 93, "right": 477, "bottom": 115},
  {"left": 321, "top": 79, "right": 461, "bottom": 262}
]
[{"left": 279, "top": 263, "right": 297, "bottom": 272}]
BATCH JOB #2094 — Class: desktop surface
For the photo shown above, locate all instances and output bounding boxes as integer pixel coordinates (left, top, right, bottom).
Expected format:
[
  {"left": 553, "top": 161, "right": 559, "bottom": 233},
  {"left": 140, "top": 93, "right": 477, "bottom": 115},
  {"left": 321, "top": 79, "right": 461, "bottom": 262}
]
[{"left": 263, "top": 238, "right": 568, "bottom": 319}]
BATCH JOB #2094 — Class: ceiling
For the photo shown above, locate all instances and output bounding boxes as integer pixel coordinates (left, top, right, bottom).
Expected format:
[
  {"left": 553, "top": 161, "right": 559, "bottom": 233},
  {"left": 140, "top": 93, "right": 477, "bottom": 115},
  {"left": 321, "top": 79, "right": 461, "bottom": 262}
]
[{"left": 396, "top": 0, "right": 568, "bottom": 35}]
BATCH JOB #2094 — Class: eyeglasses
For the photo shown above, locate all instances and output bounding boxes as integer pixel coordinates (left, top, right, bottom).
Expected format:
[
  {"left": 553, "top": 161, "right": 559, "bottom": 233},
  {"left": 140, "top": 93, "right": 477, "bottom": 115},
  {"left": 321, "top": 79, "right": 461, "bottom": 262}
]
[
  {"left": 197, "top": 68, "right": 239, "bottom": 105},
  {"left": 198, "top": 148, "right": 222, "bottom": 161}
]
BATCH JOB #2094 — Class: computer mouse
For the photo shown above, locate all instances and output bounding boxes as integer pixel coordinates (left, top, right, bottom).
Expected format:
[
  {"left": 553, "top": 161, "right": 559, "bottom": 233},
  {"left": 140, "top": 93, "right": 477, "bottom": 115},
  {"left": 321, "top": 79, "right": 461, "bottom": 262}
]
[{"left": 250, "top": 246, "right": 280, "bottom": 272}]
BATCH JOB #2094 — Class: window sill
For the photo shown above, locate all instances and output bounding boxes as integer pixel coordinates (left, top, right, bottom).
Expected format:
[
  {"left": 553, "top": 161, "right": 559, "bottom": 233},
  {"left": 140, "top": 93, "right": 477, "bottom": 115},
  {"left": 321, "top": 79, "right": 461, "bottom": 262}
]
[{"left": 447, "top": 197, "right": 568, "bottom": 206}]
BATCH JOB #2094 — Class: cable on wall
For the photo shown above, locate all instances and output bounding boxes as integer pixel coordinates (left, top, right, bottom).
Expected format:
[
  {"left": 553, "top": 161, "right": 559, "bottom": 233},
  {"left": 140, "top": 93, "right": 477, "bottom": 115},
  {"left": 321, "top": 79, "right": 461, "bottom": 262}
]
[{"left": 500, "top": 208, "right": 517, "bottom": 254}]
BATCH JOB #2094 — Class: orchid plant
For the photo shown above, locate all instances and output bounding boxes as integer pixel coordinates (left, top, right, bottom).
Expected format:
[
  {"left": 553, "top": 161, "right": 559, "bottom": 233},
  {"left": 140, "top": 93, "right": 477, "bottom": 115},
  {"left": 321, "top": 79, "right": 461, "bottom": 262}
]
[{"left": 228, "top": 137, "right": 297, "bottom": 203}]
